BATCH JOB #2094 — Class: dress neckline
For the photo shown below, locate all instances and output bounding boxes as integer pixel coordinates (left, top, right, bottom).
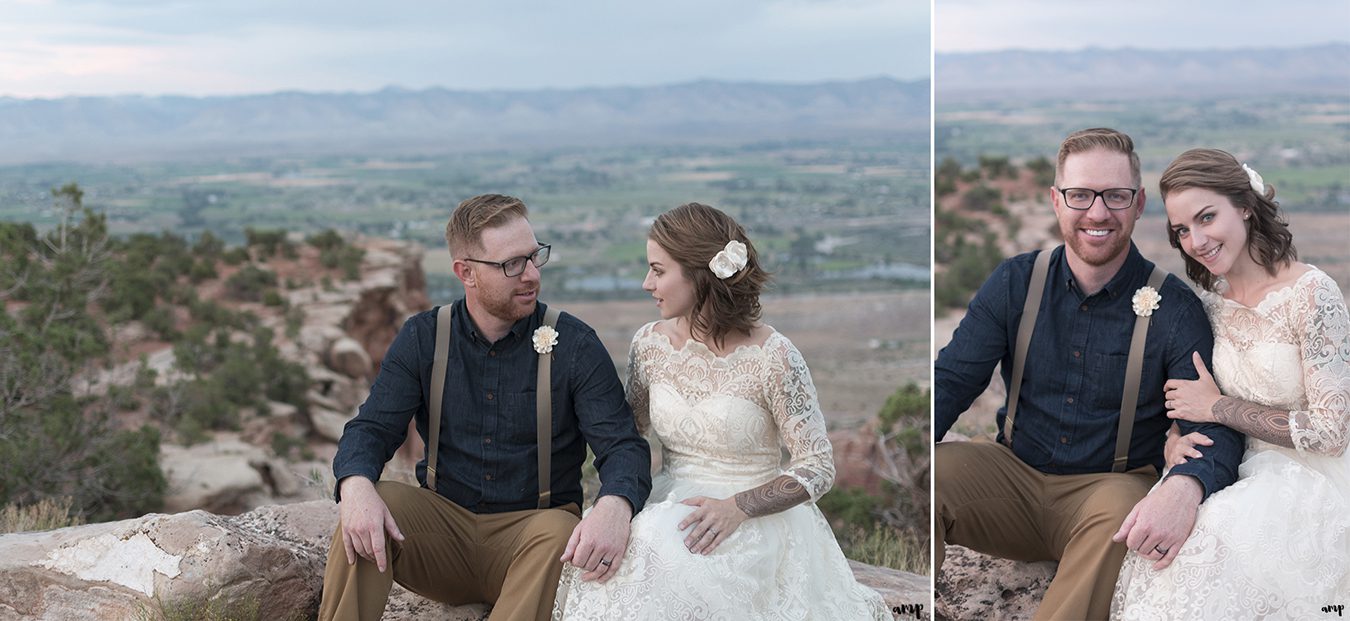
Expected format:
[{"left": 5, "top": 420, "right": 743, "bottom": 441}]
[
  {"left": 639, "top": 321, "right": 782, "bottom": 361},
  {"left": 1212, "top": 265, "right": 1323, "bottom": 313}
]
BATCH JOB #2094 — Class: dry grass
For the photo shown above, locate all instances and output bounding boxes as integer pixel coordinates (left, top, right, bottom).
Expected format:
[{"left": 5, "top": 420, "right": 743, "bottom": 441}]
[
  {"left": 839, "top": 525, "right": 931, "bottom": 576},
  {"left": 0, "top": 497, "right": 84, "bottom": 534}
]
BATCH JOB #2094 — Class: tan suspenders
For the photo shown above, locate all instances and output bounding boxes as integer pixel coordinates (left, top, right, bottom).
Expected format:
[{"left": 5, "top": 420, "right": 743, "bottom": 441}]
[
  {"left": 1003, "top": 250, "right": 1052, "bottom": 446},
  {"left": 535, "top": 306, "right": 560, "bottom": 509},
  {"left": 1003, "top": 249, "right": 1168, "bottom": 473},
  {"left": 425, "top": 303, "right": 561, "bottom": 509}
]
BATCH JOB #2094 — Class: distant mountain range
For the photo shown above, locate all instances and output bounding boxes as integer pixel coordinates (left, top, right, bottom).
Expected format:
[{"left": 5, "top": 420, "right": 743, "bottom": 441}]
[
  {"left": 937, "top": 43, "right": 1350, "bottom": 102},
  {"left": 0, "top": 78, "right": 928, "bottom": 165}
]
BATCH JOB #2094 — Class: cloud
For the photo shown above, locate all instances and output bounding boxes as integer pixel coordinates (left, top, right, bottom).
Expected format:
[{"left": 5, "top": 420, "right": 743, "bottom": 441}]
[
  {"left": 936, "top": 0, "right": 1350, "bottom": 52},
  {"left": 1, "top": 0, "right": 930, "bottom": 97}
]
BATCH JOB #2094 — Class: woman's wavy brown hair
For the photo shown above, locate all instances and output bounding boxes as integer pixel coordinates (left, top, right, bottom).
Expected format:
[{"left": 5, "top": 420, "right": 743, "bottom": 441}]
[
  {"left": 648, "top": 203, "right": 770, "bottom": 348},
  {"left": 1161, "top": 148, "right": 1296, "bottom": 292}
]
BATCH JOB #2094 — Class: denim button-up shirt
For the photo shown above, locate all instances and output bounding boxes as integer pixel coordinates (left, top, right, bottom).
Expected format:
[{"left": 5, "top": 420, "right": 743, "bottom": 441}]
[
  {"left": 333, "top": 300, "right": 652, "bottom": 514},
  {"left": 935, "top": 244, "right": 1243, "bottom": 500}
]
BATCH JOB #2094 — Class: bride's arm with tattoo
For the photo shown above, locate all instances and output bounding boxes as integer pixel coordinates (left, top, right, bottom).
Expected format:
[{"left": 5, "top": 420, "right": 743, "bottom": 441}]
[
  {"left": 735, "top": 475, "right": 809, "bottom": 517},
  {"left": 1166, "top": 352, "right": 1298, "bottom": 448},
  {"left": 1209, "top": 397, "right": 1294, "bottom": 448},
  {"left": 1168, "top": 279, "right": 1350, "bottom": 457}
]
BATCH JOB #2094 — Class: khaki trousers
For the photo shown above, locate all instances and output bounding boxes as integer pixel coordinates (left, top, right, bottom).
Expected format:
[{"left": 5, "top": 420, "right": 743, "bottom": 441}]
[
  {"left": 935, "top": 438, "right": 1157, "bottom": 621},
  {"left": 318, "top": 481, "right": 581, "bottom": 621}
]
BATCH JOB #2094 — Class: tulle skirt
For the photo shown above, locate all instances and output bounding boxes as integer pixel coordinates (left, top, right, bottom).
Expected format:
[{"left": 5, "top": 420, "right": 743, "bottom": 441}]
[
  {"left": 553, "top": 472, "right": 890, "bottom": 621},
  {"left": 1112, "top": 444, "right": 1350, "bottom": 620}
]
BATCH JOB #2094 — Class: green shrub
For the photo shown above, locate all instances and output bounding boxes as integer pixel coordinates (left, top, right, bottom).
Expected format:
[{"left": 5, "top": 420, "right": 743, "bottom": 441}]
[
  {"left": 817, "top": 486, "right": 881, "bottom": 532},
  {"left": 1026, "top": 155, "right": 1055, "bottom": 186},
  {"left": 222, "top": 247, "right": 250, "bottom": 266},
  {"left": 142, "top": 305, "right": 179, "bottom": 341},
  {"left": 225, "top": 265, "right": 277, "bottom": 302},
  {"left": 262, "top": 289, "right": 287, "bottom": 307},
  {"left": 188, "top": 259, "right": 218, "bottom": 283},
  {"left": 306, "top": 228, "right": 346, "bottom": 251},
  {"left": 961, "top": 183, "right": 1003, "bottom": 212},
  {"left": 244, "top": 227, "right": 294, "bottom": 259},
  {"left": 192, "top": 231, "right": 225, "bottom": 260},
  {"left": 0, "top": 188, "right": 164, "bottom": 523}
]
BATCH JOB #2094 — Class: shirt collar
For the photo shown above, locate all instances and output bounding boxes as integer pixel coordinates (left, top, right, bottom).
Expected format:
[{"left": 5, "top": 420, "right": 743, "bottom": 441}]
[
  {"left": 1056, "top": 242, "right": 1147, "bottom": 300},
  {"left": 454, "top": 299, "right": 544, "bottom": 346}
]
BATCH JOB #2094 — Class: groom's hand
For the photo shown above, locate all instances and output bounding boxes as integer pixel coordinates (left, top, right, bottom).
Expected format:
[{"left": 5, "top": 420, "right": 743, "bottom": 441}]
[
  {"left": 561, "top": 494, "right": 632, "bottom": 583},
  {"left": 337, "top": 476, "right": 405, "bottom": 573},
  {"left": 1112, "top": 474, "right": 1202, "bottom": 570}
]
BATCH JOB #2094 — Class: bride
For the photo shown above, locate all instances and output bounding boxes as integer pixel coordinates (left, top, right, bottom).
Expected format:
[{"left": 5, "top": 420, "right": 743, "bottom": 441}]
[
  {"left": 1112, "top": 149, "right": 1350, "bottom": 618},
  {"left": 552, "top": 203, "right": 890, "bottom": 620}
]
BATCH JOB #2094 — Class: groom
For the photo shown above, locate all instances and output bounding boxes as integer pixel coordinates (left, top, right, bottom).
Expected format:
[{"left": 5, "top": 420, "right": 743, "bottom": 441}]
[
  {"left": 319, "top": 194, "right": 652, "bottom": 621},
  {"left": 933, "top": 128, "right": 1244, "bottom": 619}
]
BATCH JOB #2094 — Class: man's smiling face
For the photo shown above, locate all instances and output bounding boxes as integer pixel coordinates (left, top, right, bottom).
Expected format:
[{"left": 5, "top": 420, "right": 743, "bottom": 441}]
[{"left": 1052, "top": 148, "right": 1143, "bottom": 268}]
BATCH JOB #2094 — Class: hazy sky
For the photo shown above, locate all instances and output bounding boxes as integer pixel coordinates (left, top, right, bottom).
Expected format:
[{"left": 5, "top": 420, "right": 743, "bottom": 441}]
[
  {"left": 937, "top": 0, "right": 1350, "bottom": 53},
  {"left": 1, "top": 0, "right": 929, "bottom": 98}
]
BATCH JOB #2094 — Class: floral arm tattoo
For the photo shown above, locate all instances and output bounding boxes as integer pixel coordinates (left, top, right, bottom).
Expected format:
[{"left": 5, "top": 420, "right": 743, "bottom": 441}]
[
  {"left": 1211, "top": 396, "right": 1295, "bottom": 449},
  {"left": 734, "top": 475, "right": 809, "bottom": 518}
]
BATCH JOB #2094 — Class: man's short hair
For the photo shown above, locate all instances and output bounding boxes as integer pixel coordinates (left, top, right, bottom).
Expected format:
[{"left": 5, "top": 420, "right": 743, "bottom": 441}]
[
  {"left": 445, "top": 194, "right": 529, "bottom": 258},
  {"left": 1055, "top": 128, "right": 1142, "bottom": 187}
]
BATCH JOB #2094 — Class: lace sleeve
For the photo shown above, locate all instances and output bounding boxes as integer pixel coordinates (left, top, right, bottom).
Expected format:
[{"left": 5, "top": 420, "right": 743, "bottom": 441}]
[
  {"left": 625, "top": 326, "right": 651, "bottom": 436},
  {"left": 1289, "top": 273, "right": 1350, "bottom": 457},
  {"left": 768, "top": 335, "right": 835, "bottom": 501}
]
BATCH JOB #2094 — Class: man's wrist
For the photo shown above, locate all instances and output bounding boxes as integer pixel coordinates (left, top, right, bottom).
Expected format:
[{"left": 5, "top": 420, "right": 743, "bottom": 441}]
[
  {"left": 337, "top": 475, "right": 376, "bottom": 501},
  {"left": 595, "top": 494, "right": 634, "bottom": 519},
  {"left": 1161, "top": 473, "right": 1204, "bottom": 503}
]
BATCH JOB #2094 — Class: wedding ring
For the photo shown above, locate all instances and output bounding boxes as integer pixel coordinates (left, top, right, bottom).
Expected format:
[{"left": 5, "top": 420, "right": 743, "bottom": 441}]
[
  {"left": 599, "top": 558, "right": 612, "bottom": 567},
  {"left": 1154, "top": 545, "right": 1169, "bottom": 555},
  {"left": 710, "top": 529, "right": 720, "bottom": 536}
]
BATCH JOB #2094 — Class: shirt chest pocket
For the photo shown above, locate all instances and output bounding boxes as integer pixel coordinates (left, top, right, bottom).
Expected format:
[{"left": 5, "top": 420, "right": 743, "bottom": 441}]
[
  {"left": 1090, "top": 352, "right": 1129, "bottom": 412},
  {"left": 500, "top": 391, "right": 549, "bottom": 444}
]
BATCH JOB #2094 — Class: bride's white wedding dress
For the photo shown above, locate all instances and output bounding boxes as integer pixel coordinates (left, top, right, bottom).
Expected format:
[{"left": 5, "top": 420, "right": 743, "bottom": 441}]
[
  {"left": 552, "top": 322, "right": 890, "bottom": 620},
  {"left": 1112, "top": 267, "right": 1350, "bottom": 619}
]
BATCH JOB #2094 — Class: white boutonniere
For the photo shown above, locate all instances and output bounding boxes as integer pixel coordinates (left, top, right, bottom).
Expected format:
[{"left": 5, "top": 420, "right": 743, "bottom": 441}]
[
  {"left": 1132, "top": 286, "right": 1161, "bottom": 318},
  {"left": 708, "top": 240, "right": 748, "bottom": 279},
  {"left": 533, "top": 325, "right": 559, "bottom": 354}
]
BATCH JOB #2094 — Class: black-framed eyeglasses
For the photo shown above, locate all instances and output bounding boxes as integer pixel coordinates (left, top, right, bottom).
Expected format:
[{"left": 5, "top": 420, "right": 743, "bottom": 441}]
[
  {"left": 1056, "top": 187, "right": 1138, "bottom": 210},
  {"left": 464, "top": 244, "right": 550, "bottom": 277}
]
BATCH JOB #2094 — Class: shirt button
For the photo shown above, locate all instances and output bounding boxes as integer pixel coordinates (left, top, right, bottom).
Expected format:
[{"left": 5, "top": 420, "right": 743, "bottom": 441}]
[
  {"left": 1060, "top": 436, "right": 1069, "bottom": 444},
  {"left": 1080, "top": 304, "right": 1088, "bottom": 311},
  {"left": 486, "top": 392, "right": 494, "bottom": 401},
  {"left": 1073, "top": 351, "right": 1081, "bottom": 358},
  {"left": 484, "top": 474, "right": 493, "bottom": 481},
  {"left": 489, "top": 350, "right": 497, "bottom": 357},
  {"left": 483, "top": 437, "right": 492, "bottom": 444},
  {"left": 1066, "top": 396, "right": 1075, "bottom": 404}
]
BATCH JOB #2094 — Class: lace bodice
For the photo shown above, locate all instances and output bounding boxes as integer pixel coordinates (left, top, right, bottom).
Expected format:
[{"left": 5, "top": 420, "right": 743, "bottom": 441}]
[
  {"left": 624, "top": 321, "right": 835, "bottom": 500},
  {"left": 1203, "top": 267, "right": 1350, "bottom": 457}
]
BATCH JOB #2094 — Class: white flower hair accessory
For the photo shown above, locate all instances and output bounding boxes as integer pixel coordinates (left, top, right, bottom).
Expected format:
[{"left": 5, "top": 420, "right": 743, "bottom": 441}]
[
  {"left": 1242, "top": 163, "right": 1265, "bottom": 195},
  {"left": 708, "top": 240, "right": 748, "bottom": 279},
  {"left": 1132, "top": 286, "right": 1161, "bottom": 318},
  {"left": 532, "top": 325, "right": 559, "bottom": 354}
]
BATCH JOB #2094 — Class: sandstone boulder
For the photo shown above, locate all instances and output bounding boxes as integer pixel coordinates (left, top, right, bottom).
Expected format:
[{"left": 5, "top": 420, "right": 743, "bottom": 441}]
[
  {"left": 830, "top": 426, "right": 886, "bottom": 493},
  {"left": 0, "top": 502, "right": 336, "bottom": 620},
  {"left": 309, "top": 407, "right": 354, "bottom": 444},
  {"left": 327, "top": 336, "right": 372, "bottom": 380},
  {"left": 1, "top": 501, "right": 930, "bottom": 621},
  {"left": 935, "top": 544, "right": 1053, "bottom": 621},
  {"left": 160, "top": 434, "right": 269, "bottom": 514}
]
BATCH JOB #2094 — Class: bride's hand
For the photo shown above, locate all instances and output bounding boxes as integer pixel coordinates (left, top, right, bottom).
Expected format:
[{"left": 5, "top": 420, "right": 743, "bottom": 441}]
[
  {"left": 678, "top": 496, "right": 748, "bottom": 555},
  {"left": 1163, "top": 352, "right": 1223, "bottom": 424},
  {"left": 1164, "top": 423, "right": 1213, "bottom": 469}
]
